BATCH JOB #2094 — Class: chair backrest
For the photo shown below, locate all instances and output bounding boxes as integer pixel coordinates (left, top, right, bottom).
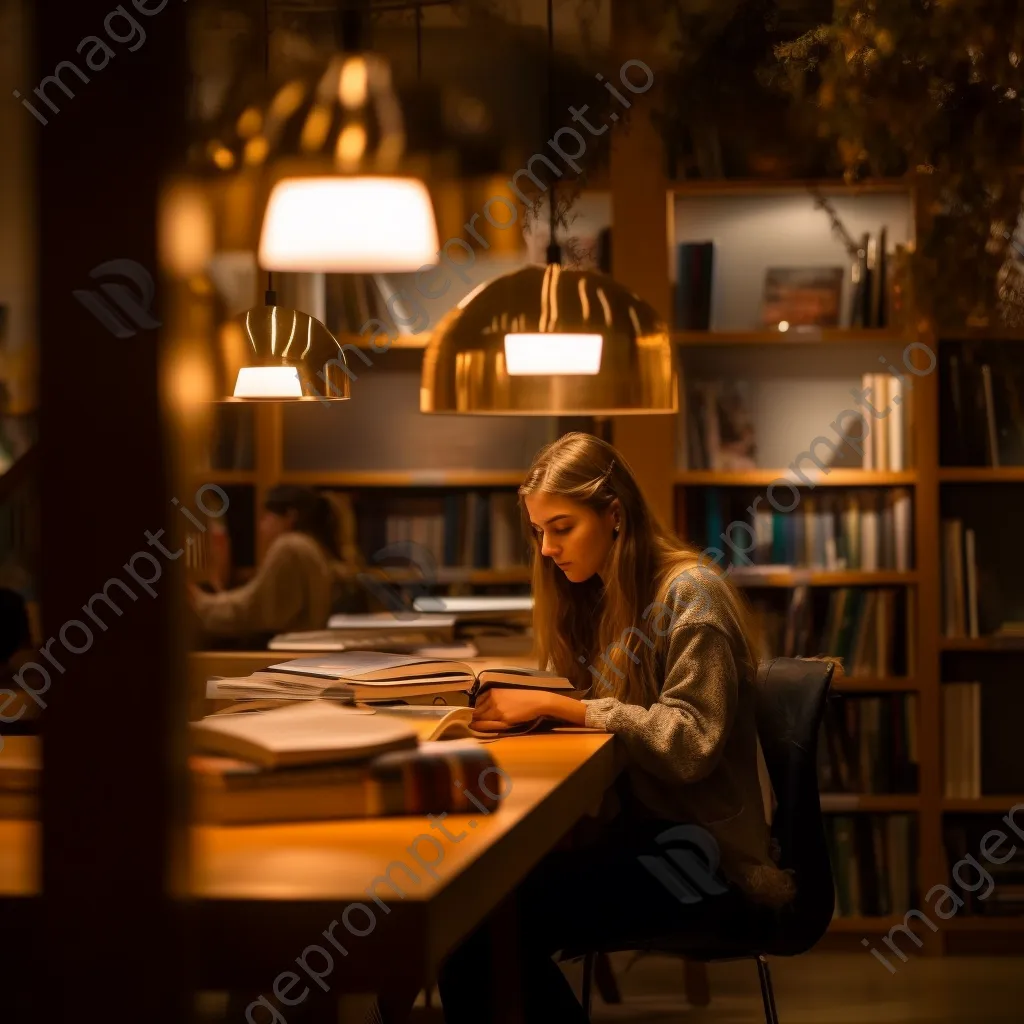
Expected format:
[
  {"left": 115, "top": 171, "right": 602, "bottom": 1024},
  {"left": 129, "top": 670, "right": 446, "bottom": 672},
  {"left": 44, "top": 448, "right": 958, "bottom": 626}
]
[{"left": 755, "top": 657, "right": 835, "bottom": 955}]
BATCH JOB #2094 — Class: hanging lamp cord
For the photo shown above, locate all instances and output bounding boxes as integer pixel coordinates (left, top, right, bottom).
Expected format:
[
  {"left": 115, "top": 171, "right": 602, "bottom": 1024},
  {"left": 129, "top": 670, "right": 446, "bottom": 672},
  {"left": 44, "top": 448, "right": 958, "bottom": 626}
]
[
  {"left": 546, "top": 0, "right": 560, "bottom": 265},
  {"left": 264, "top": 0, "right": 276, "bottom": 305}
]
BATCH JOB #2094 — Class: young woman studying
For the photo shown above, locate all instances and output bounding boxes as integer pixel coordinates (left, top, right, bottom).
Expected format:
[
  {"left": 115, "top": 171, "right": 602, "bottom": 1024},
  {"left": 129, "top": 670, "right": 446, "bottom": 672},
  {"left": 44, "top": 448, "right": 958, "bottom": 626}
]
[
  {"left": 189, "top": 485, "right": 347, "bottom": 645},
  {"left": 440, "top": 432, "right": 794, "bottom": 1023}
]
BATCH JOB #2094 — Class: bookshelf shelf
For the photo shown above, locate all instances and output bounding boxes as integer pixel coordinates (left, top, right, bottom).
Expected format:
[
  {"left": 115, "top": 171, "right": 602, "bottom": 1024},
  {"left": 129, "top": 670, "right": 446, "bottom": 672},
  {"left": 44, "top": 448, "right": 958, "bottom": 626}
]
[
  {"left": 938, "top": 467, "right": 1024, "bottom": 482},
  {"left": 675, "top": 470, "right": 917, "bottom": 487},
  {"left": 942, "top": 797, "right": 1024, "bottom": 812},
  {"left": 667, "top": 178, "right": 913, "bottom": 198},
  {"left": 833, "top": 676, "right": 921, "bottom": 693},
  {"left": 731, "top": 570, "right": 919, "bottom": 588},
  {"left": 673, "top": 328, "right": 910, "bottom": 348},
  {"left": 339, "top": 331, "right": 429, "bottom": 351},
  {"left": 192, "top": 469, "right": 257, "bottom": 485},
  {"left": 356, "top": 566, "right": 531, "bottom": 585},
  {"left": 827, "top": 915, "right": 914, "bottom": 932},
  {"left": 939, "top": 636, "right": 1024, "bottom": 651},
  {"left": 279, "top": 470, "right": 527, "bottom": 488},
  {"left": 941, "top": 917, "right": 1024, "bottom": 931},
  {"left": 819, "top": 794, "right": 921, "bottom": 813}
]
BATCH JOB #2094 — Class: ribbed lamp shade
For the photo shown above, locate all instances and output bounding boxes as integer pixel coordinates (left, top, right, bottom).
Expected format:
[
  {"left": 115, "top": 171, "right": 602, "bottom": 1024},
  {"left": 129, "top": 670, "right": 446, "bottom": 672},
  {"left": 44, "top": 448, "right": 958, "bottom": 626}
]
[
  {"left": 215, "top": 305, "right": 350, "bottom": 403},
  {"left": 420, "top": 264, "right": 678, "bottom": 415}
]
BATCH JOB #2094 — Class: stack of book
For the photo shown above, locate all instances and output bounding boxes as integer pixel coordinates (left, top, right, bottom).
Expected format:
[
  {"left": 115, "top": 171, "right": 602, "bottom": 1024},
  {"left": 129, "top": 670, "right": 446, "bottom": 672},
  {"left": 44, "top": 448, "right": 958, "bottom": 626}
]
[
  {"left": 818, "top": 694, "right": 919, "bottom": 795},
  {"left": 945, "top": 816, "right": 1024, "bottom": 916},
  {"left": 825, "top": 813, "right": 917, "bottom": 918}
]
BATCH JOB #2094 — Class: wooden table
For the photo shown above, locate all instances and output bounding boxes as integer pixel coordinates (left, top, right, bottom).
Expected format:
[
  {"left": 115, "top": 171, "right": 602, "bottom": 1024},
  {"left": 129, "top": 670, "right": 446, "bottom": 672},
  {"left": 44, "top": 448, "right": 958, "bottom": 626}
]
[{"left": 0, "top": 732, "right": 623, "bottom": 1012}]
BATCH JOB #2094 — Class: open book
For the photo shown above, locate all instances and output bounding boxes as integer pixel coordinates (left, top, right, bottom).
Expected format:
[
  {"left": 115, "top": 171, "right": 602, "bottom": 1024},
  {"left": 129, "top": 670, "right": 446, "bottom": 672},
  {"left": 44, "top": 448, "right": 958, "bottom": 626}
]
[
  {"left": 370, "top": 703, "right": 577, "bottom": 739},
  {"left": 208, "top": 652, "right": 576, "bottom": 704}
]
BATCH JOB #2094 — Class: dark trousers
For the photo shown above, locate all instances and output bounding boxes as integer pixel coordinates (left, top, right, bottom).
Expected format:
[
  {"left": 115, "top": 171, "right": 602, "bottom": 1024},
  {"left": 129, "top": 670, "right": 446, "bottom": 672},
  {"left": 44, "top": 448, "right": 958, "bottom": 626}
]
[{"left": 436, "top": 817, "right": 777, "bottom": 1024}]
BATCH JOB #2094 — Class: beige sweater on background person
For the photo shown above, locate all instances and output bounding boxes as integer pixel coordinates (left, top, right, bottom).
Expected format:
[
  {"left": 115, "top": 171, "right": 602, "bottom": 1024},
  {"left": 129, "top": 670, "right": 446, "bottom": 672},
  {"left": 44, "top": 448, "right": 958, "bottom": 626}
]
[
  {"left": 581, "top": 569, "right": 795, "bottom": 908},
  {"left": 193, "top": 532, "right": 339, "bottom": 639}
]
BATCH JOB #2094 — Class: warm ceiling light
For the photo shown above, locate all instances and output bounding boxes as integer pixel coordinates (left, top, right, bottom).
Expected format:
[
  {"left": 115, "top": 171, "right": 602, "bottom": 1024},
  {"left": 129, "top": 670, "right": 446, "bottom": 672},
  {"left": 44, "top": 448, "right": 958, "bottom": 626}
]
[
  {"left": 259, "top": 175, "right": 439, "bottom": 273},
  {"left": 504, "top": 333, "right": 603, "bottom": 375},
  {"left": 421, "top": 265, "right": 677, "bottom": 415},
  {"left": 233, "top": 365, "right": 303, "bottom": 399}
]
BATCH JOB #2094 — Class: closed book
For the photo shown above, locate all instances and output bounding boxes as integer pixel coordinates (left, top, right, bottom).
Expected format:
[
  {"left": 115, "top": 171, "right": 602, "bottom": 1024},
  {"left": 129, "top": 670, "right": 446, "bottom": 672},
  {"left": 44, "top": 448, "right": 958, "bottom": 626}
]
[
  {"left": 190, "top": 701, "right": 420, "bottom": 769},
  {"left": 675, "top": 242, "right": 714, "bottom": 329}
]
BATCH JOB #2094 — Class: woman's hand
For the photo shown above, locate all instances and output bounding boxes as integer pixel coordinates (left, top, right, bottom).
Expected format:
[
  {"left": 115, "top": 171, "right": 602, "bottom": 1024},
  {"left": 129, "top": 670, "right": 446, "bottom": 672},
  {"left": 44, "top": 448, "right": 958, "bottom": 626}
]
[{"left": 471, "top": 688, "right": 587, "bottom": 732}]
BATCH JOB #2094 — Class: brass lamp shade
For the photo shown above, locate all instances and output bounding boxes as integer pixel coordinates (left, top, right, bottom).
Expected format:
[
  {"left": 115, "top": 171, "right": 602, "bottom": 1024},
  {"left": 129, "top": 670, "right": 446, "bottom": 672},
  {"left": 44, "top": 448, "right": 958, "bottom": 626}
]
[
  {"left": 420, "top": 265, "right": 678, "bottom": 415},
  {"left": 215, "top": 305, "right": 350, "bottom": 402}
]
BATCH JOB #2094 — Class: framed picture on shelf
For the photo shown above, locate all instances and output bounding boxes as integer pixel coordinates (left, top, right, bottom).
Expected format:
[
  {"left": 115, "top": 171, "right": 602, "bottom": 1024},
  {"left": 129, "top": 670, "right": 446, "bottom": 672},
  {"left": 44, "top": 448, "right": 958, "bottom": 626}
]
[{"left": 760, "top": 266, "right": 844, "bottom": 330}]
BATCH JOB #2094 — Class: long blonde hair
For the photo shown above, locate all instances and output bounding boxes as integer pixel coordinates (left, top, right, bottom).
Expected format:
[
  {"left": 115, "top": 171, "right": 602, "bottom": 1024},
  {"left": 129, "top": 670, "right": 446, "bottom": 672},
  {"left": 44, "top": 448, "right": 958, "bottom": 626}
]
[{"left": 520, "top": 432, "right": 759, "bottom": 705}]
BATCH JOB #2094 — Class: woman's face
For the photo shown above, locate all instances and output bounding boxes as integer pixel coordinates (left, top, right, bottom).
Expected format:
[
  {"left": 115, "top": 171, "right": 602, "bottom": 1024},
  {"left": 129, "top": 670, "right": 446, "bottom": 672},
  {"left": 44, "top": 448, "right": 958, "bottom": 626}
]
[
  {"left": 524, "top": 492, "right": 619, "bottom": 584},
  {"left": 258, "top": 508, "right": 295, "bottom": 549}
]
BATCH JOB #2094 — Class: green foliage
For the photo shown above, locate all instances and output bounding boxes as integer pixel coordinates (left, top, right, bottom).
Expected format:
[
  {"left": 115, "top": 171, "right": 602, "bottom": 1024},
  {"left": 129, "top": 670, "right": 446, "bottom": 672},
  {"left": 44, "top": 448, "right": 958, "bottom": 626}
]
[{"left": 774, "top": 0, "right": 1024, "bottom": 326}]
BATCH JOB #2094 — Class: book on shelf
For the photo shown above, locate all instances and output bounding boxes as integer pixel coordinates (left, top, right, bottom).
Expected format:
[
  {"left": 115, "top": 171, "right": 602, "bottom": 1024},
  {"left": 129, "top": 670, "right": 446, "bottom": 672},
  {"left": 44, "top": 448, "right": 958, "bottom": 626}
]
[
  {"left": 941, "top": 518, "right": 980, "bottom": 638},
  {"left": 817, "top": 694, "right": 919, "bottom": 795},
  {"left": 674, "top": 241, "right": 714, "bottom": 330},
  {"left": 945, "top": 816, "right": 1024, "bottom": 915},
  {"left": 943, "top": 682, "right": 981, "bottom": 800},
  {"left": 860, "top": 372, "right": 910, "bottom": 471},
  {"left": 207, "top": 651, "right": 574, "bottom": 705},
  {"left": 695, "top": 487, "right": 913, "bottom": 572},
  {"left": 761, "top": 266, "right": 844, "bottom": 330},
  {"left": 826, "top": 813, "right": 916, "bottom": 918},
  {"left": 360, "top": 490, "right": 529, "bottom": 573},
  {"left": 685, "top": 381, "right": 757, "bottom": 471},
  {"left": 750, "top": 585, "right": 911, "bottom": 677},
  {"left": 940, "top": 344, "right": 1024, "bottom": 466}
]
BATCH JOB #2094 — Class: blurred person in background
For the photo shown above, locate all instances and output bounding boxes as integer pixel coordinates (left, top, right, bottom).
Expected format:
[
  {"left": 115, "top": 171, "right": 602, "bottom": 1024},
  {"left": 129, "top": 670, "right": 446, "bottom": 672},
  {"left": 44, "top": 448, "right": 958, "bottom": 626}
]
[{"left": 189, "top": 485, "right": 351, "bottom": 646}]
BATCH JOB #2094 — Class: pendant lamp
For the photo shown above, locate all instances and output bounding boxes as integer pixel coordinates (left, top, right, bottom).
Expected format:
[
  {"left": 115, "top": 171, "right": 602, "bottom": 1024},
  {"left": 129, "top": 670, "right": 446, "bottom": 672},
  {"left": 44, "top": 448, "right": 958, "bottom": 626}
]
[{"left": 420, "top": 0, "right": 677, "bottom": 415}]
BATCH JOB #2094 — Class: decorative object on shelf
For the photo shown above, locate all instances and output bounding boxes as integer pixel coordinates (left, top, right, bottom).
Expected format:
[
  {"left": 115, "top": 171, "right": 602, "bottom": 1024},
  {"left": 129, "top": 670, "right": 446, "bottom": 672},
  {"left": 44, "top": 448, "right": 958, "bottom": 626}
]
[
  {"left": 776, "top": 1, "right": 1024, "bottom": 328},
  {"left": 419, "top": 0, "right": 678, "bottom": 415},
  {"left": 760, "top": 267, "right": 844, "bottom": 331}
]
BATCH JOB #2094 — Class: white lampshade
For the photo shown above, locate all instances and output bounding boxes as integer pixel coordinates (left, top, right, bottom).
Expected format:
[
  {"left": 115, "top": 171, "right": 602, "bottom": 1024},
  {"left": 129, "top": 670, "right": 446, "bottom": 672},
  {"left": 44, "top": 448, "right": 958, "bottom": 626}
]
[
  {"left": 259, "top": 175, "right": 439, "bottom": 273},
  {"left": 504, "top": 333, "right": 603, "bottom": 375},
  {"left": 232, "top": 365, "right": 303, "bottom": 399}
]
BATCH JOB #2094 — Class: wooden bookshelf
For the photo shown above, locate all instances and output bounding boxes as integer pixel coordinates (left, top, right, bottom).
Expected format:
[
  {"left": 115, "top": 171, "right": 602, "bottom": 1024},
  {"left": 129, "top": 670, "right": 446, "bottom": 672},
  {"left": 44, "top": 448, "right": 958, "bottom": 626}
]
[
  {"left": 729, "top": 570, "right": 920, "bottom": 587},
  {"left": 667, "top": 178, "right": 913, "bottom": 198},
  {"left": 820, "top": 794, "right": 921, "bottom": 812},
  {"left": 938, "top": 467, "right": 1024, "bottom": 482},
  {"left": 278, "top": 470, "right": 527, "bottom": 488},
  {"left": 834, "top": 676, "right": 921, "bottom": 693},
  {"left": 939, "top": 636, "right": 1024, "bottom": 651},
  {"left": 675, "top": 469, "right": 917, "bottom": 487},
  {"left": 941, "top": 797, "right": 1024, "bottom": 812},
  {"left": 673, "top": 328, "right": 911, "bottom": 347}
]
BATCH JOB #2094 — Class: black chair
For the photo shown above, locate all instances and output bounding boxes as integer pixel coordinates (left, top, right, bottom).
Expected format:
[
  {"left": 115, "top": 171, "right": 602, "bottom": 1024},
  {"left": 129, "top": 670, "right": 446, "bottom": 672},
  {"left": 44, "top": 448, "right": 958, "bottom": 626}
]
[{"left": 578, "top": 657, "right": 836, "bottom": 1024}]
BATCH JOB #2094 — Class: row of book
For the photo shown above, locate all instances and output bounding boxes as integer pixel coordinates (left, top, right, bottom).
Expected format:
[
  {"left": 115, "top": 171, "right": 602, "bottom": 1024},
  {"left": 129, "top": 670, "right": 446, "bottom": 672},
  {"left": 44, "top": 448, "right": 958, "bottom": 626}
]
[
  {"left": 941, "top": 518, "right": 980, "bottom": 638},
  {"left": 696, "top": 487, "right": 913, "bottom": 571},
  {"left": 819, "top": 695, "right": 919, "bottom": 795},
  {"left": 940, "top": 343, "right": 1024, "bottom": 467},
  {"left": 751, "top": 586, "right": 912, "bottom": 677},
  {"left": 859, "top": 372, "right": 911, "bottom": 471},
  {"left": 362, "top": 491, "right": 529, "bottom": 571},
  {"left": 827, "top": 814, "right": 917, "bottom": 917},
  {"left": 945, "top": 817, "right": 1024, "bottom": 916}
]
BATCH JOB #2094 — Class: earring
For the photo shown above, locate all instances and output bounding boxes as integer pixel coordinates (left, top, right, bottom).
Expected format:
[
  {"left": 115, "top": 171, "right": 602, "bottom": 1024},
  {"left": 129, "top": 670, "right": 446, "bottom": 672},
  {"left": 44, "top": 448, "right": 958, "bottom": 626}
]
[{"left": 613, "top": 524, "right": 620, "bottom": 537}]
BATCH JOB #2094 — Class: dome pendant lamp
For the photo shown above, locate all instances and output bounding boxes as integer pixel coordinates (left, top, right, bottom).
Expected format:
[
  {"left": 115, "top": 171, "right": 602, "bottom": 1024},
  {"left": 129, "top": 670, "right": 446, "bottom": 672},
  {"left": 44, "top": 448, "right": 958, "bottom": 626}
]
[{"left": 420, "top": 0, "right": 676, "bottom": 415}]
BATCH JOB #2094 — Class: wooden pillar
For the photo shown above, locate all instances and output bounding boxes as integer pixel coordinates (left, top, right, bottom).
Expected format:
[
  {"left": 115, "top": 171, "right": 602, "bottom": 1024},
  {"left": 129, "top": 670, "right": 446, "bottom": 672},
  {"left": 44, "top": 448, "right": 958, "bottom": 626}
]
[
  {"left": 608, "top": 0, "right": 676, "bottom": 528},
  {"left": 34, "top": 1, "right": 192, "bottom": 1020}
]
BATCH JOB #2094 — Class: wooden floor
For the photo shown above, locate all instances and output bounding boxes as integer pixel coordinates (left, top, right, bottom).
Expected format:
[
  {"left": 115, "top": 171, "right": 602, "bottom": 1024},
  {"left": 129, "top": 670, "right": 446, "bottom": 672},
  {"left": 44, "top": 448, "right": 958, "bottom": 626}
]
[{"left": 559, "top": 951, "right": 1024, "bottom": 1023}]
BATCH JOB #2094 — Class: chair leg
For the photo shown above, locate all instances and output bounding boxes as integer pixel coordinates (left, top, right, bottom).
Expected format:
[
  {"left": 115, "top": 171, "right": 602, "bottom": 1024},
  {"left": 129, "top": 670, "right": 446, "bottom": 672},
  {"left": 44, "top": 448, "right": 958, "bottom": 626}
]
[
  {"left": 755, "top": 955, "right": 780, "bottom": 1024},
  {"left": 594, "top": 951, "right": 621, "bottom": 1004},
  {"left": 581, "top": 952, "right": 595, "bottom": 1020},
  {"left": 683, "top": 958, "right": 711, "bottom": 1007}
]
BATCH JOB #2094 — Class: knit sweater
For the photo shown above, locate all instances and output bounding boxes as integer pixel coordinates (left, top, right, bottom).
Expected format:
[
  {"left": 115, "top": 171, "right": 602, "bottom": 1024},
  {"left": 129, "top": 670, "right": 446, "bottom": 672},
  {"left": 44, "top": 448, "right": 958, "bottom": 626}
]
[
  {"left": 193, "top": 532, "right": 339, "bottom": 639},
  {"left": 581, "top": 566, "right": 795, "bottom": 908}
]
